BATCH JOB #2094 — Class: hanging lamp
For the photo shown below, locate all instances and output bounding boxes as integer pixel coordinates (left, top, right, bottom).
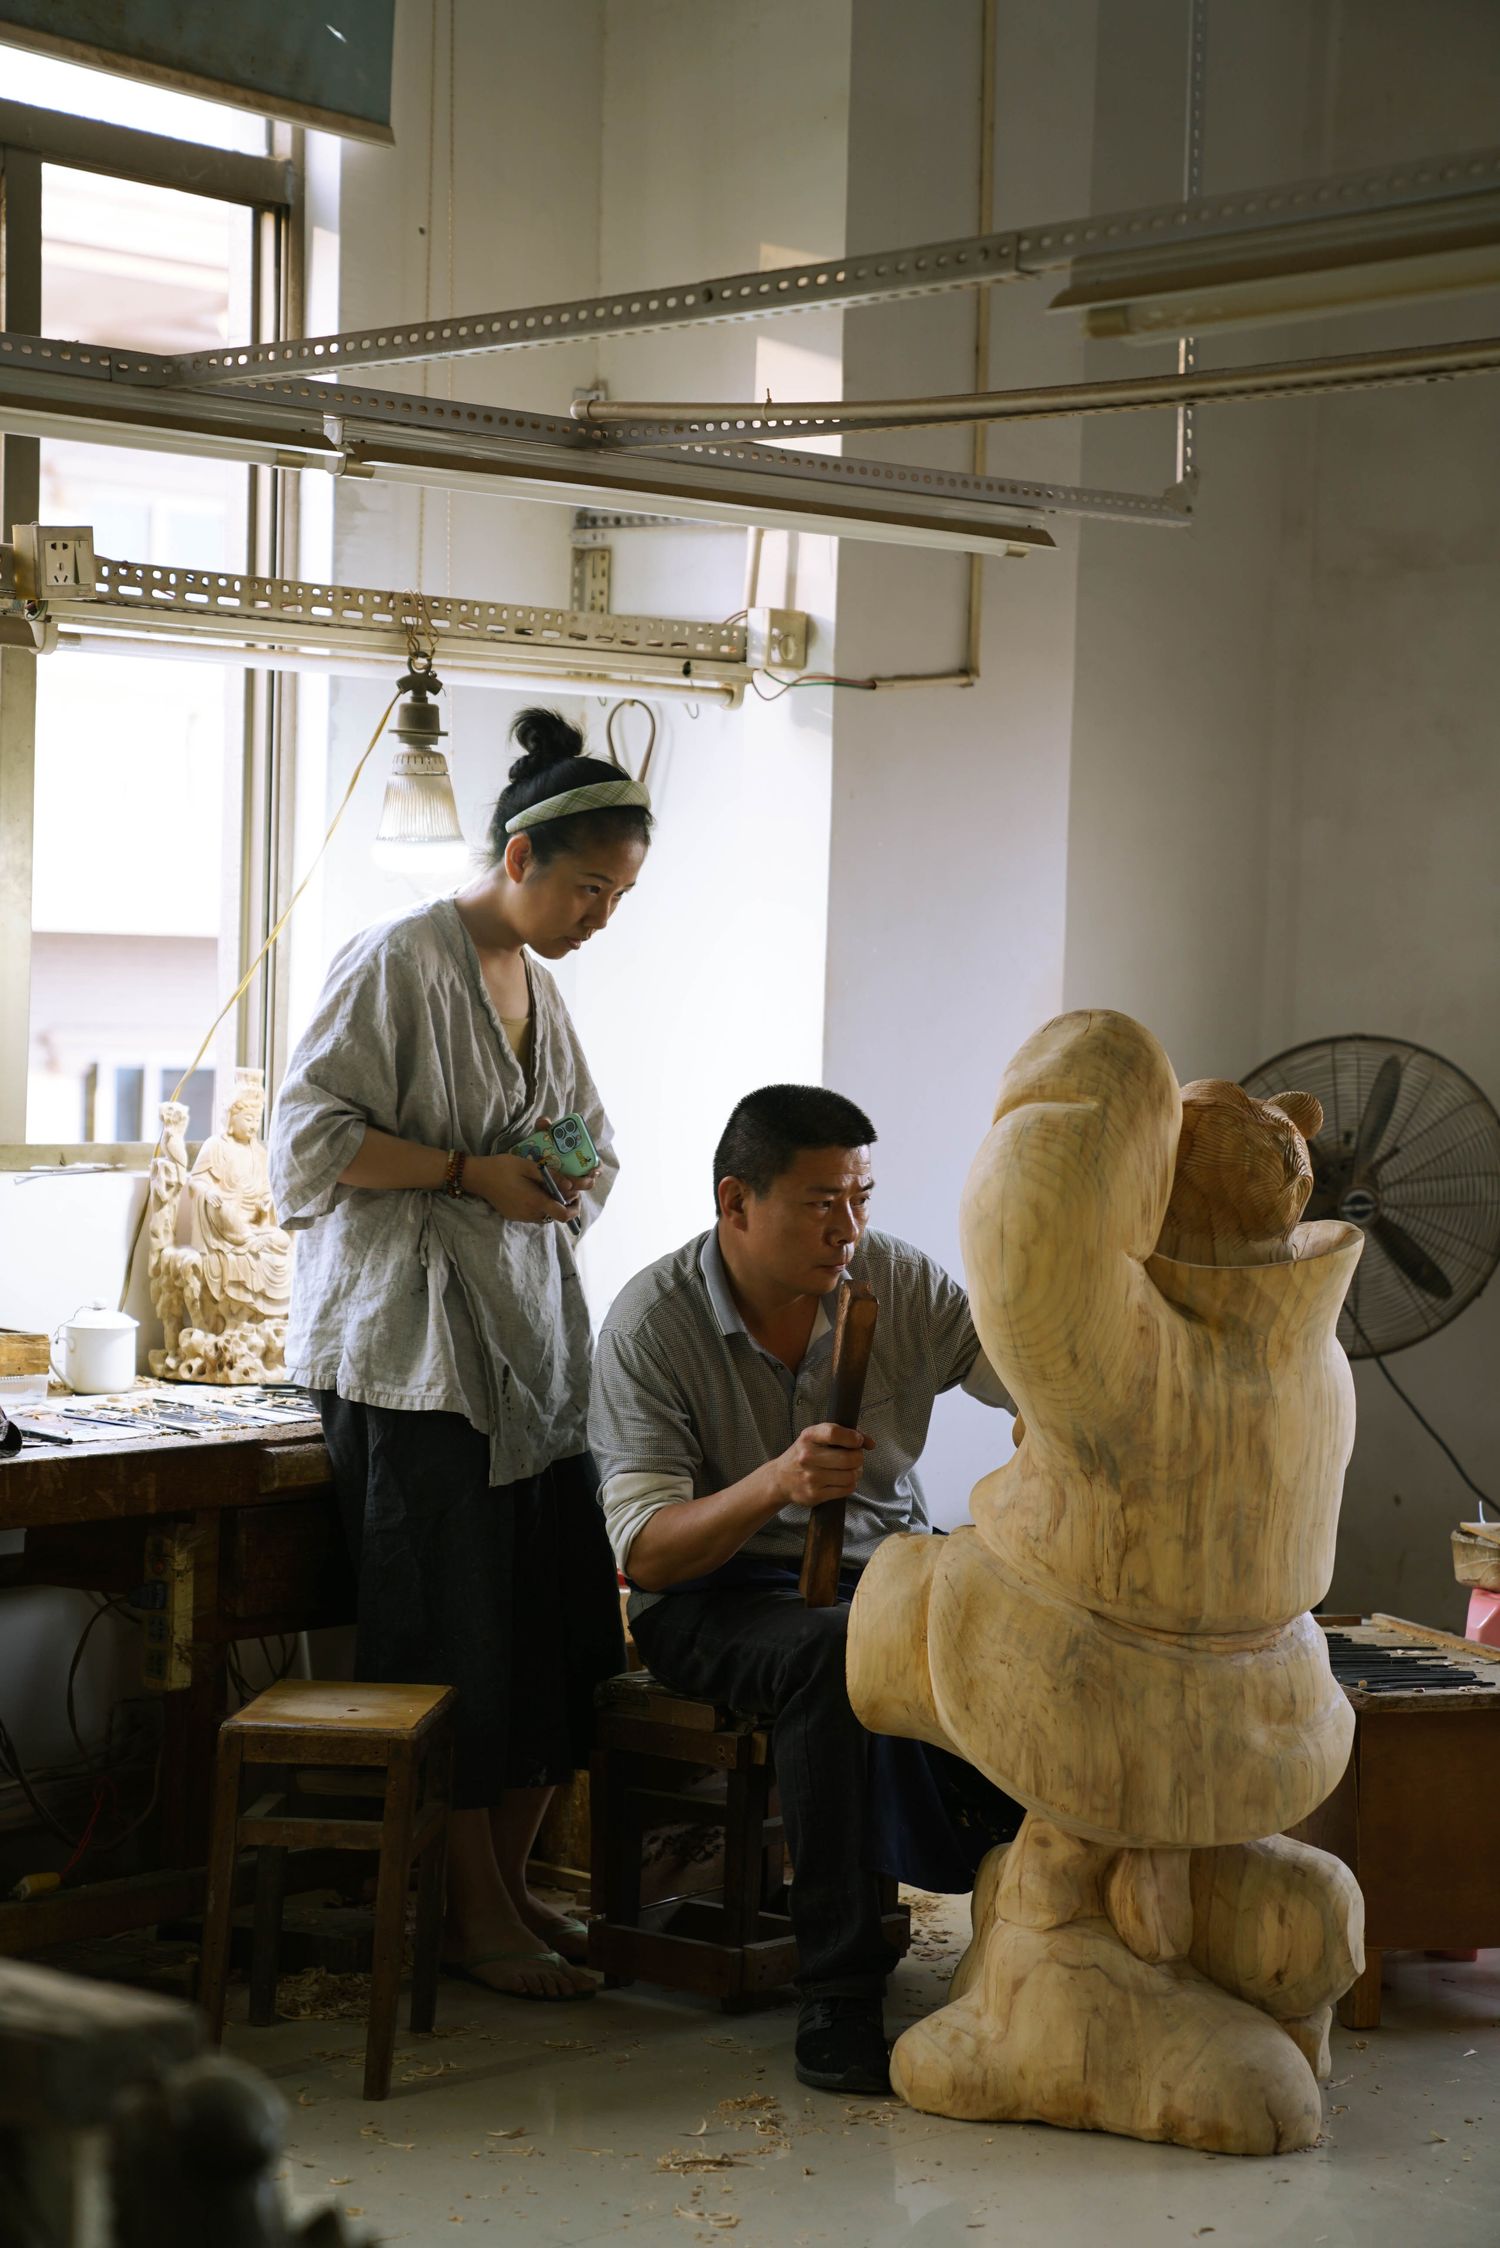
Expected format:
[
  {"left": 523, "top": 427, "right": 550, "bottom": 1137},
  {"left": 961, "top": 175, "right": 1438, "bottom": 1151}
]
[{"left": 372, "top": 655, "right": 469, "bottom": 873}]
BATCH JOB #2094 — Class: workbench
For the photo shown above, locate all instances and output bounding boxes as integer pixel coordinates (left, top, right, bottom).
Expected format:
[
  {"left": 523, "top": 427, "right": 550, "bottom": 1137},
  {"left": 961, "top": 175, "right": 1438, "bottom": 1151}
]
[
  {"left": 0, "top": 1410, "right": 349, "bottom": 1957},
  {"left": 1293, "top": 1613, "right": 1500, "bottom": 2029}
]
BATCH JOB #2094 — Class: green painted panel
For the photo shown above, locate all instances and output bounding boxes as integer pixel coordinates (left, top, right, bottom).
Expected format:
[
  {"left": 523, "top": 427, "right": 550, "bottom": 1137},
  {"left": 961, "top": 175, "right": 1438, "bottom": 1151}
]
[{"left": 0, "top": 0, "right": 395, "bottom": 141}]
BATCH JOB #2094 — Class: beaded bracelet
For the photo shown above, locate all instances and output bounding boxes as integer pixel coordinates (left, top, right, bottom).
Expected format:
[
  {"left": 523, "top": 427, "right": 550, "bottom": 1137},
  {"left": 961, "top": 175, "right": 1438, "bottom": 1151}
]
[{"left": 442, "top": 1148, "right": 468, "bottom": 1198}]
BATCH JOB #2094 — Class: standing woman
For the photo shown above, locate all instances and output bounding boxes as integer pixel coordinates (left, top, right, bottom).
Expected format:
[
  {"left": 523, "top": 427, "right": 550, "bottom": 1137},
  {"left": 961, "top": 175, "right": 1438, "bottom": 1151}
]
[{"left": 270, "top": 708, "right": 651, "bottom": 1999}]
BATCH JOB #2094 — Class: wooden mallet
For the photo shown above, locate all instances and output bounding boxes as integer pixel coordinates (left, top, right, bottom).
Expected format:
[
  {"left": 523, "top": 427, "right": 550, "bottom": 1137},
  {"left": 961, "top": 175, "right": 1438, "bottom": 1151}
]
[{"left": 798, "top": 1281, "right": 879, "bottom": 1608}]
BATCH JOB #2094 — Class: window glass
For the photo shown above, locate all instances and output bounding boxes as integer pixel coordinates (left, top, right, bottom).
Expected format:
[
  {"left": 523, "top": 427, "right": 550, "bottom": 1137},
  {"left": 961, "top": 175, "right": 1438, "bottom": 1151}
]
[
  {"left": 0, "top": 45, "right": 268, "bottom": 152},
  {"left": 24, "top": 165, "right": 254, "bottom": 1142}
]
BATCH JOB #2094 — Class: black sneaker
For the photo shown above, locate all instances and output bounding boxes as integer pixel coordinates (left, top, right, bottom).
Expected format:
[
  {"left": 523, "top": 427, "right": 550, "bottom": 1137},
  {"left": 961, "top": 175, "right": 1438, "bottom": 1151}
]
[{"left": 794, "top": 1996, "right": 891, "bottom": 2095}]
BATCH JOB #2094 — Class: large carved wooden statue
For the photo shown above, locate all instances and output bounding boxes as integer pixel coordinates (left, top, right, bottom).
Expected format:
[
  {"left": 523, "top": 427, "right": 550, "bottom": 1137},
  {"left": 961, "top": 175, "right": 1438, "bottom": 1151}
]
[
  {"left": 847, "top": 1009, "right": 1365, "bottom": 2155},
  {"left": 148, "top": 1068, "right": 292, "bottom": 1385}
]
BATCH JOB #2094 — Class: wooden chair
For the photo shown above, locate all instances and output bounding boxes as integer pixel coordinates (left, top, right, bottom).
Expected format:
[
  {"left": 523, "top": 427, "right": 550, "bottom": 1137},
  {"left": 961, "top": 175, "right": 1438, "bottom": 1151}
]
[
  {"left": 197, "top": 1681, "right": 454, "bottom": 2100},
  {"left": 587, "top": 1671, "right": 909, "bottom": 2006}
]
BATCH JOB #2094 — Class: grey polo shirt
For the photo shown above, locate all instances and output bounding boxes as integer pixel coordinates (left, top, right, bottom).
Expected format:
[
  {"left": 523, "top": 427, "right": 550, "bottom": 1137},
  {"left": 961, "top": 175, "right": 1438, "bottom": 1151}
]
[{"left": 589, "top": 1227, "right": 1012, "bottom": 1612}]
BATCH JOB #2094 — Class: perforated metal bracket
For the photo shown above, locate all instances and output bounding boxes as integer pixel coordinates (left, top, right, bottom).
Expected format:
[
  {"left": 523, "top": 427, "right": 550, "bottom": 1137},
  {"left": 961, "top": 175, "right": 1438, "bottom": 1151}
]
[
  {"left": 569, "top": 543, "right": 612, "bottom": 615},
  {"left": 6, "top": 550, "right": 776, "bottom": 686},
  {"left": 0, "top": 351, "right": 1070, "bottom": 553},
  {"left": 159, "top": 142, "right": 1500, "bottom": 387},
  {"left": 745, "top": 609, "right": 809, "bottom": 671}
]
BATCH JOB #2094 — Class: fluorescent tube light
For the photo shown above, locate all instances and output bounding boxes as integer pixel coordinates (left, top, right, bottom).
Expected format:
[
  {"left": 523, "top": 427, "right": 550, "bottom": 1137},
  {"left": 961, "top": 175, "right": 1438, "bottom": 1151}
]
[
  {"left": 1050, "top": 190, "right": 1500, "bottom": 341},
  {"left": 51, "top": 629, "right": 740, "bottom": 705}
]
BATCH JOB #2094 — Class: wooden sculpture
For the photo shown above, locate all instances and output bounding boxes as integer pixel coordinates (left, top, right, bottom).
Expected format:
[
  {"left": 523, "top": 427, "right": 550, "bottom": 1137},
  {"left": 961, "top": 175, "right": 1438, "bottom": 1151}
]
[
  {"left": 148, "top": 1068, "right": 292, "bottom": 1385},
  {"left": 847, "top": 1009, "right": 1366, "bottom": 2155}
]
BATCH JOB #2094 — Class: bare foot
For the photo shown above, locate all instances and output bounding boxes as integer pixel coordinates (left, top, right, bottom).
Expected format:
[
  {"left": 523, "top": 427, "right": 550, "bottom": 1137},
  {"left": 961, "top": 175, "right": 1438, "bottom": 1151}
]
[
  {"left": 443, "top": 1915, "right": 596, "bottom": 1999},
  {"left": 515, "top": 1892, "right": 589, "bottom": 1962}
]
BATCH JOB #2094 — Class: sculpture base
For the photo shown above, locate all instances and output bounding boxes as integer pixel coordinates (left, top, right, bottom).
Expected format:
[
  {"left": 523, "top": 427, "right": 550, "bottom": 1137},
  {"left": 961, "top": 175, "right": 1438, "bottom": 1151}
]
[
  {"left": 149, "top": 1320, "right": 289, "bottom": 1387},
  {"left": 891, "top": 1817, "right": 1362, "bottom": 2156}
]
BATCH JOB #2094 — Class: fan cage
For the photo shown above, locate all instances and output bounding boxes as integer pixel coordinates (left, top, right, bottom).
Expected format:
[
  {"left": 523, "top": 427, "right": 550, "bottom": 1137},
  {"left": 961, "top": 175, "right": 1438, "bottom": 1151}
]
[{"left": 1240, "top": 1035, "right": 1500, "bottom": 1360}]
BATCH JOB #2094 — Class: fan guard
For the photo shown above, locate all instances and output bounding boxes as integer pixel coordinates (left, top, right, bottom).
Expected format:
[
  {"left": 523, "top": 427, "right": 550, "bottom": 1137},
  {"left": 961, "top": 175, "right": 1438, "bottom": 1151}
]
[{"left": 1240, "top": 1035, "right": 1500, "bottom": 1359}]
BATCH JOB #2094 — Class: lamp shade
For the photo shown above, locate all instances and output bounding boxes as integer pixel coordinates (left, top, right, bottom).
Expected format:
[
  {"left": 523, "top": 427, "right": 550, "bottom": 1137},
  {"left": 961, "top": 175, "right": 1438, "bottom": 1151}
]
[{"left": 373, "top": 669, "right": 470, "bottom": 873}]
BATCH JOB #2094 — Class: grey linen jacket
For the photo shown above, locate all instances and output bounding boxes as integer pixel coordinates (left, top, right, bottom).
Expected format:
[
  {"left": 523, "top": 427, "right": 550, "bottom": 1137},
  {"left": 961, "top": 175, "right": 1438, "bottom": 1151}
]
[{"left": 269, "top": 898, "right": 616, "bottom": 1487}]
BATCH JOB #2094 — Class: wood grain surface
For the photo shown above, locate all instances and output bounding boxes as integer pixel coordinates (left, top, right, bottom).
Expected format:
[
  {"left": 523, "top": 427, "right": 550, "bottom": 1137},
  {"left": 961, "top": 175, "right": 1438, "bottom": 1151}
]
[{"left": 849, "top": 1008, "right": 1366, "bottom": 2154}]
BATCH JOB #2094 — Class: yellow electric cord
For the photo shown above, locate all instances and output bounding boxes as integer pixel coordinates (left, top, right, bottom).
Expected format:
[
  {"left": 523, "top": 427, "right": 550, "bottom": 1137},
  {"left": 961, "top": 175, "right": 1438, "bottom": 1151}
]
[{"left": 118, "top": 689, "right": 401, "bottom": 1309}]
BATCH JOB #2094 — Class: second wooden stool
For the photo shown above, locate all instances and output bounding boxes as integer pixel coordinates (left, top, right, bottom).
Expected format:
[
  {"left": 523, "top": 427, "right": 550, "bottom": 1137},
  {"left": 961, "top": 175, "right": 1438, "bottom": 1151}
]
[
  {"left": 197, "top": 1681, "right": 454, "bottom": 2100},
  {"left": 588, "top": 1670, "right": 909, "bottom": 2006}
]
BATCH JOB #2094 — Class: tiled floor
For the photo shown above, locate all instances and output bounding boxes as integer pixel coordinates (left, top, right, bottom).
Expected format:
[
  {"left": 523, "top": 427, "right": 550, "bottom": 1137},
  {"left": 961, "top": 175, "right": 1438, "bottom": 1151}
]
[{"left": 224, "top": 1898, "right": 1500, "bottom": 2248}]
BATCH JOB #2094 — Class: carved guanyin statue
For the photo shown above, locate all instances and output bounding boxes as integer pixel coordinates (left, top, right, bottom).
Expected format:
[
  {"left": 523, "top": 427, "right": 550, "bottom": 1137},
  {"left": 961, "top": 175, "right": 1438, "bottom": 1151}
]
[
  {"left": 148, "top": 1067, "right": 292, "bottom": 1385},
  {"left": 847, "top": 1008, "right": 1365, "bottom": 2155}
]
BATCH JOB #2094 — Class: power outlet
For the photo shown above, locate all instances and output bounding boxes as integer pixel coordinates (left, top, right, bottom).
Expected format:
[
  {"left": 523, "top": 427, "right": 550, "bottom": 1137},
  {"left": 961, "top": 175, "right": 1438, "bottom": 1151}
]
[
  {"left": 41, "top": 528, "right": 96, "bottom": 591},
  {"left": 12, "top": 523, "right": 97, "bottom": 600},
  {"left": 745, "top": 606, "right": 808, "bottom": 672}
]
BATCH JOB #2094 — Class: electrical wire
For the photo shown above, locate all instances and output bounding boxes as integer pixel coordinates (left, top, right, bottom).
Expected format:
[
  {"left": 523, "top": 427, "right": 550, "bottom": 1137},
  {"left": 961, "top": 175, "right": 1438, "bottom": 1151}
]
[
  {"left": 65, "top": 1595, "right": 137, "bottom": 1771},
  {"left": 604, "top": 697, "right": 657, "bottom": 785},
  {"left": 1347, "top": 1310, "right": 1495, "bottom": 1522},
  {"left": 118, "top": 686, "right": 402, "bottom": 1309},
  {"left": 750, "top": 669, "right": 880, "bottom": 700},
  {"left": 0, "top": 1595, "right": 165, "bottom": 1874}
]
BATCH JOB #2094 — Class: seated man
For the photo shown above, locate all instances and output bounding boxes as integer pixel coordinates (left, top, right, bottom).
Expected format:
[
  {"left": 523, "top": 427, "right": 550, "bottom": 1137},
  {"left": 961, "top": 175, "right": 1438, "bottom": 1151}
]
[{"left": 589, "top": 1084, "right": 1019, "bottom": 2096}]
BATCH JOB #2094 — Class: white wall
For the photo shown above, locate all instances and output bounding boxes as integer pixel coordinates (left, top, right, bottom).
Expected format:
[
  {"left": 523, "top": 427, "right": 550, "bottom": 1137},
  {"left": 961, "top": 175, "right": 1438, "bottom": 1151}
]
[
  {"left": 1067, "top": 0, "right": 1500, "bottom": 1625},
  {"left": 823, "top": 0, "right": 1096, "bottom": 1525},
  {"left": 567, "top": 0, "right": 851, "bottom": 1313},
  {"left": 1258, "top": 0, "right": 1500, "bottom": 1625}
]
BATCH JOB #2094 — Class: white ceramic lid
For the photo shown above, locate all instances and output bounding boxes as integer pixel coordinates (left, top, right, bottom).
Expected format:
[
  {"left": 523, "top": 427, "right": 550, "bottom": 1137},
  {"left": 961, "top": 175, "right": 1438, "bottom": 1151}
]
[{"left": 67, "top": 1301, "right": 138, "bottom": 1332}]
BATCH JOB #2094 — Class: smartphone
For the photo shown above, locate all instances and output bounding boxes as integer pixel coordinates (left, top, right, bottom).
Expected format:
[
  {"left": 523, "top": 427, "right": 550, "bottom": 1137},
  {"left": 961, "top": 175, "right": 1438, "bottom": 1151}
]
[{"left": 512, "top": 1112, "right": 600, "bottom": 1180}]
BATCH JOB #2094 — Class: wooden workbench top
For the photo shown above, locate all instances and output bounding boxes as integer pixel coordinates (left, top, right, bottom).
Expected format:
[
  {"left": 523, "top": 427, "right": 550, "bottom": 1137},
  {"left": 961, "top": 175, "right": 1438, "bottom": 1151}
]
[{"left": 0, "top": 1415, "right": 330, "bottom": 1530}]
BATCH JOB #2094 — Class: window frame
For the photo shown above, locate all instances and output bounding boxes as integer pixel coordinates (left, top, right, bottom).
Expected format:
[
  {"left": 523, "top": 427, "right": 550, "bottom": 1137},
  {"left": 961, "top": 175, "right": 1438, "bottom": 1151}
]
[{"left": 0, "top": 98, "right": 299, "bottom": 1166}]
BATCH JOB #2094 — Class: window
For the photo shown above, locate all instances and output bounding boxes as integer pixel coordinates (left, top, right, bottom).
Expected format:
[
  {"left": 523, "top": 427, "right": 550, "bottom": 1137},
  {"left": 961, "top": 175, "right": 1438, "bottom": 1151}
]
[{"left": 0, "top": 79, "right": 295, "bottom": 1153}]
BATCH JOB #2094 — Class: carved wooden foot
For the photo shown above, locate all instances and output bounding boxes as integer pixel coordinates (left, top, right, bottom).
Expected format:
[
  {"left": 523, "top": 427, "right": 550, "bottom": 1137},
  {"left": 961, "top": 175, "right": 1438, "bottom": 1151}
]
[{"left": 895, "top": 1815, "right": 1360, "bottom": 2154}]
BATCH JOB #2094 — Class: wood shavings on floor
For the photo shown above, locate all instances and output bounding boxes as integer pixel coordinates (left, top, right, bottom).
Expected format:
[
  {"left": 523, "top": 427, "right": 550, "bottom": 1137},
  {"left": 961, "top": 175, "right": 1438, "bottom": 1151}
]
[{"left": 220, "top": 1895, "right": 1497, "bottom": 2246}]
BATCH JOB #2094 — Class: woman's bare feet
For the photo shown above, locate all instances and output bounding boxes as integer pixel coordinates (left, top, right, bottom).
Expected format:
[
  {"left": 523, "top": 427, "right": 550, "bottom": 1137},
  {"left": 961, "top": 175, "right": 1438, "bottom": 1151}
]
[
  {"left": 514, "top": 1889, "right": 590, "bottom": 1962},
  {"left": 444, "top": 1805, "right": 595, "bottom": 1998},
  {"left": 442, "top": 1907, "right": 596, "bottom": 1999}
]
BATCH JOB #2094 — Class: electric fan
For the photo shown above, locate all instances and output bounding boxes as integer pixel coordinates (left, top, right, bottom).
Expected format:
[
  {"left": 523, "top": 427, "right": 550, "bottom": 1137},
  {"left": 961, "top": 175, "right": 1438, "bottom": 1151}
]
[{"left": 1239, "top": 1035, "right": 1500, "bottom": 1361}]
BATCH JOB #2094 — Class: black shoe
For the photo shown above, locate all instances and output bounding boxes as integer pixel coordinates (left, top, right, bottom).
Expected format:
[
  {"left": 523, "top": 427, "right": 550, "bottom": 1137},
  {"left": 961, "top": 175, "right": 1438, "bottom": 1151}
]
[{"left": 794, "top": 1996, "right": 891, "bottom": 2095}]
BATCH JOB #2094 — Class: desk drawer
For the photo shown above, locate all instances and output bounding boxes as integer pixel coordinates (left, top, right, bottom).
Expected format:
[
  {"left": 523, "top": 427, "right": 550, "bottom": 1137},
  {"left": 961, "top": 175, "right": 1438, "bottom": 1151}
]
[{"left": 219, "top": 1497, "right": 354, "bottom": 1635}]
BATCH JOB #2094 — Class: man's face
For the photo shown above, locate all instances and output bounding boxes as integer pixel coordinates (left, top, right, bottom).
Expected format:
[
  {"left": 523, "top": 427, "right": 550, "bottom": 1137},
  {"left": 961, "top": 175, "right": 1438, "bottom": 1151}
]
[{"left": 723, "top": 1145, "right": 875, "bottom": 1299}]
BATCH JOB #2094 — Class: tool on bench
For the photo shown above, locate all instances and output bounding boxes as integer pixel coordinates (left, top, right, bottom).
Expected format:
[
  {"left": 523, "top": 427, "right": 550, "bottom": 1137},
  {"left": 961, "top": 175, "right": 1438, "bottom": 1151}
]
[{"left": 799, "top": 1281, "right": 879, "bottom": 1609}]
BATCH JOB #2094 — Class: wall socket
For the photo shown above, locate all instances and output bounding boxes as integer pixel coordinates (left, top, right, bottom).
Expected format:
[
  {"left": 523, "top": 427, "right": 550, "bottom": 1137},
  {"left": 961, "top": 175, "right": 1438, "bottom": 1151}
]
[{"left": 11, "top": 524, "right": 97, "bottom": 600}]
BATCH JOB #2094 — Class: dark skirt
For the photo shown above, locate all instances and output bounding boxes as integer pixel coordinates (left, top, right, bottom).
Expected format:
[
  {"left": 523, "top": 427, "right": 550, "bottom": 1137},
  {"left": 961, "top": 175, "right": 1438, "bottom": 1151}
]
[{"left": 316, "top": 1393, "right": 625, "bottom": 1810}]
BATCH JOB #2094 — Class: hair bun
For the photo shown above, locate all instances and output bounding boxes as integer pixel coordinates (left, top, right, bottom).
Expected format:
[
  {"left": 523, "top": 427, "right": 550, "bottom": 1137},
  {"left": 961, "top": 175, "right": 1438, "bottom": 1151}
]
[{"left": 508, "top": 706, "right": 584, "bottom": 784}]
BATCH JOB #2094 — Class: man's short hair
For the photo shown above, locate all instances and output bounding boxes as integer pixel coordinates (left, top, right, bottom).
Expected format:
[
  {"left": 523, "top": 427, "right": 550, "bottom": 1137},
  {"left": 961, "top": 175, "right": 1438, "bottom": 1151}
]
[{"left": 712, "top": 1084, "right": 877, "bottom": 1201}]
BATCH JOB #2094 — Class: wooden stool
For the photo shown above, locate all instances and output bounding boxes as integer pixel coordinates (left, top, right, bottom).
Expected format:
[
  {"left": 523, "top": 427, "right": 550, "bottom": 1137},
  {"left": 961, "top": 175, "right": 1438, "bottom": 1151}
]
[
  {"left": 587, "top": 1671, "right": 909, "bottom": 2006},
  {"left": 197, "top": 1682, "right": 455, "bottom": 2100}
]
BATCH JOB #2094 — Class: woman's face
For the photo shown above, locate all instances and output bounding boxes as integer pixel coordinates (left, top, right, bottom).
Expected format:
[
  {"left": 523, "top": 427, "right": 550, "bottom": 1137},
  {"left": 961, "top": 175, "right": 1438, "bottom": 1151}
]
[{"left": 503, "top": 831, "right": 648, "bottom": 958}]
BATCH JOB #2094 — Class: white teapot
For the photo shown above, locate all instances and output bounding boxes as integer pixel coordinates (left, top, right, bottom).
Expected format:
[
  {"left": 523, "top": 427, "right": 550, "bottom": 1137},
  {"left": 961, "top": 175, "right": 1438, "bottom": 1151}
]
[{"left": 51, "top": 1302, "right": 139, "bottom": 1395}]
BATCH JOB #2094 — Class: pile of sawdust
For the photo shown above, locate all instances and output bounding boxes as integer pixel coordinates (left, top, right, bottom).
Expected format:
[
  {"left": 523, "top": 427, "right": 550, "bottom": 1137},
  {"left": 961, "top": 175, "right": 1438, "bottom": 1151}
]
[
  {"left": 276, "top": 1968, "right": 373, "bottom": 2020},
  {"left": 655, "top": 2149, "right": 749, "bottom": 2174}
]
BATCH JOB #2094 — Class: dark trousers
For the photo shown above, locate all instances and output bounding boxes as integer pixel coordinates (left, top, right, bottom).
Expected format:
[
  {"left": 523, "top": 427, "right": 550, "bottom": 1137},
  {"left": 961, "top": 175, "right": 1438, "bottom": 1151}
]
[
  {"left": 317, "top": 1394, "right": 623, "bottom": 1810},
  {"left": 631, "top": 1583, "right": 900, "bottom": 1999}
]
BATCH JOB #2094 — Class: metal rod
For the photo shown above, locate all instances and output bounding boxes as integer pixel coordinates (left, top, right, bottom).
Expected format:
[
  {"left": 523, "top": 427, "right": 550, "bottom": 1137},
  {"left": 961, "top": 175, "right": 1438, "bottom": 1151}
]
[
  {"left": 571, "top": 331, "right": 1500, "bottom": 439},
  {"left": 165, "top": 142, "right": 1500, "bottom": 387},
  {"left": 0, "top": 344, "right": 1194, "bottom": 532}
]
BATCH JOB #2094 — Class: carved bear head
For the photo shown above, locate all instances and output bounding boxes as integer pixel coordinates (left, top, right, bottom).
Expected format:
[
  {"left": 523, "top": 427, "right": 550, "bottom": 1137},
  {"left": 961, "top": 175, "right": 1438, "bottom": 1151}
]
[{"left": 1157, "top": 1080, "right": 1325, "bottom": 1267}]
